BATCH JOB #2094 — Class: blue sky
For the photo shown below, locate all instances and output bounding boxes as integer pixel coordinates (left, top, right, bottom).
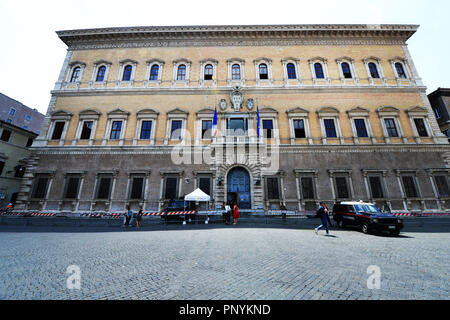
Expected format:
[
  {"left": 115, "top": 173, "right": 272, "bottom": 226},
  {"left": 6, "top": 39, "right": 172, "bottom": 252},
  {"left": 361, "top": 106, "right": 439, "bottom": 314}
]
[{"left": 0, "top": 0, "right": 448, "bottom": 114}]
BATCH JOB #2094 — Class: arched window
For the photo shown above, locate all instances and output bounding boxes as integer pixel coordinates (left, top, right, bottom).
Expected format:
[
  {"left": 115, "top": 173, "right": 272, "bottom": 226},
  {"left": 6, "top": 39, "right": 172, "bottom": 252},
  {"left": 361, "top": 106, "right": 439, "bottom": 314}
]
[
  {"left": 204, "top": 64, "right": 213, "bottom": 80},
  {"left": 96, "top": 66, "right": 106, "bottom": 82},
  {"left": 395, "top": 62, "right": 407, "bottom": 79},
  {"left": 286, "top": 63, "right": 296, "bottom": 79},
  {"left": 314, "top": 63, "right": 324, "bottom": 79},
  {"left": 149, "top": 65, "right": 159, "bottom": 81},
  {"left": 177, "top": 64, "right": 186, "bottom": 80},
  {"left": 70, "top": 67, "right": 81, "bottom": 82},
  {"left": 368, "top": 62, "right": 380, "bottom": 78},
  {"left": 341, "top": 62, "right": 352, "bottom": 78},
  {"left": 232, "top": 64, "right": 241, "bottom": 80},
  {"left": 122, "top": 65, "right": 132, "bottom": 81},
  {"left": 259, "top": 63, "right": 268, "bottom": 79}
]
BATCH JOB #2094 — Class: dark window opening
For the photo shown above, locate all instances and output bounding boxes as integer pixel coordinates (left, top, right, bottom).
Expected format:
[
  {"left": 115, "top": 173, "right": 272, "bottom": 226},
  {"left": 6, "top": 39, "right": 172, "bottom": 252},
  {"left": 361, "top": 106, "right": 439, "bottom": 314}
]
[
  {"left": 232, "top": 64, "right": 240, "bottom": 80},
  {"left": 177, "top": 65, "right": 186, "bottom": 80},
  {"left": 130, "top": 177, "right": 144, "bottom": 199},
  {"left": 314, "top": 63, "right": 324, "bottom": 79},
  {"left": 204, "top": 64, "right": 213, "bottom": 80},
  {"left": 384, "top": 118, "right": 398, "bottom": 137},
  {"left": 122, "top": 65, "right": 132, "bottom": 81},
  {"left": 324, "top": 119, "right": 337, "bottom": 138},
  {"left": 26, "top": 137, "right": 34, "bottom": 147},
  {"left": 369, "top": 176, "right": 384, "bottom": 199},
  {"left": 262, "top": 119, "right": 273, "bottom": 139},
  {"left": 287, "top": 63, "right": 296, "bottom": 79},
  {"left": 64, "top": 176, "right": 80, "bottom": 199},
  {"left": 294, "top": 119, "right": 306, "bottom": 138},
  {"left": 14, "top": 165, "right": 26, "bottom": 178},
  {"left": 402, "top": 176, "right": 418, "bottom": 198},
  {"left": 1, "top": 129, "right": 12, "bottom": 142},
  {"left": 435, "top": 176, "right": 450, "bottom": 197},
  {"left": 266, "top": 177, "right": 280, "bottom": 200},
  {"left": 259, "top": 63, "right": 268, "bottom": 80},
  {"left": 164, "top": 177, "right": 178, "bottom": 200},
  {"left": 0, "top": 161, "right": 5, "bottom": 176},
  {"left": 171, "top": 120, "right": 182, "bottom": 140},
  {"left": 110, "top": 121, "right": 122, "bottom": 140},
  {"left": 149, "top": 65, "right": 159, "bottom": 81},
  {"left": 368, "top": 62, "right": 380, "bottom": 78},
  {"left": 227, "top": 118, "right": 248, "bottom": 136},
  {"left": 341, "top": 62, "right": 352, "bottom": 79},
  {"left": 202, "top": 120, "right": 212, "bottom": 139},
  {"left": 414, "top": 118, "right": 428, "bottom": 137},
  {"left": 354, "top": 119, "right": 368, "bottom": 138},
  {"left": 80, "top": 121, "right": 93, "bottom": 140},
  {"left": 32, "top": 177, "right": 49, "bottom": 199},
  {"left": 96, "top": 177, "right": 112, "bottom": 199},
  {"left": 335, "top": 177, "right": 349, "bottom": 199},
  {"left": 395, "top": 62, "right": 407, "bottom": 78},
  {"left": 140, "top": 120, "right": 152, "bottom": 140},
  {"left": 51, "top": 122, "right": 65, "bottom": 140},
  {"left": 70, "top": 67, "right": 80, "bottom": 82},
  {"left": 300, "top": 177, "right": 315, "bottom": 199},
  {"left": 96, "top": 66, "right": 106, "bottom": 82},
  {"left": 199, "top": 177, "right": 211, "bottom": 195}
]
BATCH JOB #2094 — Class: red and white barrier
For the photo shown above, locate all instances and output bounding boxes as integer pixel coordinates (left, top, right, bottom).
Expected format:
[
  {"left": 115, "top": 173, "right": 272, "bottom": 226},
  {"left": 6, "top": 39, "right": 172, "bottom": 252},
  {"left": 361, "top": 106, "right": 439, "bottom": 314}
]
[
  {"left": 30, "top": 212, "right": 55, "bottom": 217},
  {"left": 165, "top": 211, "right": 196, "bottom": 215}
]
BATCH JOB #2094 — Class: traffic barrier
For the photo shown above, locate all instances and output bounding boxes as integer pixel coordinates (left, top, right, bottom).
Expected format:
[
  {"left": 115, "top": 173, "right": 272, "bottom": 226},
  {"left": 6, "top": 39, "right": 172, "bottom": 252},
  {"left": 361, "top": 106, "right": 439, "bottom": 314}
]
[
  {"left": 165, "top": 211, "right": 196, "bottom": 215},
  {"left": 30, "top": 212, "right": 55, "bottom": 217}
]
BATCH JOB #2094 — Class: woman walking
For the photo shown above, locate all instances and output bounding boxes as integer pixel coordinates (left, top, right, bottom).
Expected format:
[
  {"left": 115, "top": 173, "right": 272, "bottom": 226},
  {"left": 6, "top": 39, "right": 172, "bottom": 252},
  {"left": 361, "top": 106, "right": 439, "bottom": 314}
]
[
  {"left": 124, "top": 205, "right": 132, "bottom": 228},
  {"left": 233, "top": 203, "right": 240, "bottom": 225},
  {"left": 136, "top": 208, "right": 143, "bottom": 229}
]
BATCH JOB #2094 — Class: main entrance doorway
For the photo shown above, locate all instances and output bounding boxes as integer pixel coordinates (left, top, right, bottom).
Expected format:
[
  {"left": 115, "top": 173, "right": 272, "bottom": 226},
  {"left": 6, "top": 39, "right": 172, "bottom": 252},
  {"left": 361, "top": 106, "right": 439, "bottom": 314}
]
[{"left": 227, "top": 167, "right": 251, "bottom": 209}]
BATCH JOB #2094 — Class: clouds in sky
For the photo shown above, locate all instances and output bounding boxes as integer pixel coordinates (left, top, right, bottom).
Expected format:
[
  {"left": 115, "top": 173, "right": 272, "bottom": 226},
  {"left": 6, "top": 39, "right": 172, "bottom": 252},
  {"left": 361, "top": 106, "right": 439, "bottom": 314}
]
[{"left": 0, "top": 0, "right": 448, "bottom": 113}]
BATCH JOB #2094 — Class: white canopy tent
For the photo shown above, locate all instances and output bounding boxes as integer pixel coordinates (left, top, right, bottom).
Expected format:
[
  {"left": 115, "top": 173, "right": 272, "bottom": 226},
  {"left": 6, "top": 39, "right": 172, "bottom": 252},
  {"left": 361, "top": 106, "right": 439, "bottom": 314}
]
[{"left": 184, "top": 188, "right": 211, "bottom": 202}]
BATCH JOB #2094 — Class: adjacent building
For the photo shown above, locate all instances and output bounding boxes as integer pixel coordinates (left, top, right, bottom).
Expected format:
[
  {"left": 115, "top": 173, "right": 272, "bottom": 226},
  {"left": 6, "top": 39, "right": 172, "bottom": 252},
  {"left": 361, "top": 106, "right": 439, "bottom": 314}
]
[
  {"left": 0, "top": 120, "right": 38, "bottom": 207},
  {"left": 428, "top": 88, "right": 450, "bottom": 140},
  {"left": 0, "top": 93, "right": 45, "bottom": 135},
  {"left": 13, "top": 24, "right": 450, "bottom": 213}
]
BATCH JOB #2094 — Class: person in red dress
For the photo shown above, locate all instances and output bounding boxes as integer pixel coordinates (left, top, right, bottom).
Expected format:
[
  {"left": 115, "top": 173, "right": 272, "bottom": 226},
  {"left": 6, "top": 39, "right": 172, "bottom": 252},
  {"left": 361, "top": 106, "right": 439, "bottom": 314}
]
[{"left": 233, "top": 203, "right": 240, "bottom": 225}]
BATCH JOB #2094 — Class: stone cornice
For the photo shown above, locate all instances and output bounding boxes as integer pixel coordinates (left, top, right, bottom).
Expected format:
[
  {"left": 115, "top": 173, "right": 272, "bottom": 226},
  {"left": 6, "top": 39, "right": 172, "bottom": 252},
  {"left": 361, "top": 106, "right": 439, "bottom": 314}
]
[{"left": 56, "top": 24, "right": 419, "bottom": 50}]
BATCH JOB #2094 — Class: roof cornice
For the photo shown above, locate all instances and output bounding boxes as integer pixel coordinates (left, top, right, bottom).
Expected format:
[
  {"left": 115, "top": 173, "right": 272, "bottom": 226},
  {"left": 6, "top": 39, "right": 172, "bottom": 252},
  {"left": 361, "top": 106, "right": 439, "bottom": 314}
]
[{"left": 56, "top": 24, "right": 419, "bottom": 50}]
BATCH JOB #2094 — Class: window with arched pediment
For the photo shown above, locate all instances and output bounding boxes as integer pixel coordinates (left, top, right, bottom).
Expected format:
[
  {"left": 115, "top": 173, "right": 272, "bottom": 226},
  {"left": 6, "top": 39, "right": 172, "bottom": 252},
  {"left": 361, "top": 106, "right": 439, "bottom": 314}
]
[
  {"left": 70, "top": 67, "right": 81, "bottom": 83},
  {"left": 177, "top": 64, "right": 186, "bottom": 80},
  {"left": 150, "top": 65, "right": 159, "bottom": 80},
  {"left": 314, "top": 63, "right": 324, "bottom": 79},
  {"left": 232, "top": 64, "right": 241, "bottom": 80},
  {"left": 259, "top": 63, "right": 268, "bottom": 79},
  {"left": 122, "top": 65, "right": 132, "bottom": 81},
  {"left": 96, "top": 66, "right": 106, "bottom": 82},
  {"left": 395, "top": 62, "right": 407, "bottom": 79},
  {"left": 341, "top": 62, "right": 352, "bottom": 79},
  {"left": 368, "top": 63, "right": 380, "bottom": 79},
  {"left": 287, "top": 63, "right": 296, "bottom": 79},
  {"left": 204, "top": 64, "right": 213, "bottom": 80}
]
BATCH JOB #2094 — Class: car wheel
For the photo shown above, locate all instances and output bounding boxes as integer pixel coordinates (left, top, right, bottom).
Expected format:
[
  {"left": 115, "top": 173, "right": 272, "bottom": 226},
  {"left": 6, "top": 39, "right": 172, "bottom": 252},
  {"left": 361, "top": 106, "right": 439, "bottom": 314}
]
[
  {"left": 361, "top": 223, "right": 369, "bottom": 234},
  {"left": 337, "top": 219, "right": 345, "bottom": 229}
]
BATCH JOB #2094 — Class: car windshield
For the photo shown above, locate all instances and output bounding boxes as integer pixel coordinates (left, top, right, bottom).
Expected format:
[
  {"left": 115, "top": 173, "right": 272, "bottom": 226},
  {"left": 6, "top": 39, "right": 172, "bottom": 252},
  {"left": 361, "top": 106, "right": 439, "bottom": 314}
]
[{"left": 354, "top": 204, "right": 381, "bottom": 214}]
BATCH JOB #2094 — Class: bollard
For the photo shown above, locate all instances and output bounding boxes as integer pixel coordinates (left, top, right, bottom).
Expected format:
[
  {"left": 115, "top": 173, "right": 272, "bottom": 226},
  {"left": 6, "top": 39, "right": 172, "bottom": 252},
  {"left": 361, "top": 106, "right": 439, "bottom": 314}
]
[{"left": 205, "top": 216, "right": 209, "bottom": 224}]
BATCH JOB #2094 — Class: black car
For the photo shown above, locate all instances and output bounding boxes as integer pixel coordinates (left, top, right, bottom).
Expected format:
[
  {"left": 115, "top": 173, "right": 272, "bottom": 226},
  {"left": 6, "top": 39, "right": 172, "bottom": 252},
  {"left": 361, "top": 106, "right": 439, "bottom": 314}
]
[
  {"left": 162, "top": 199, "right": 196, "bottom": 223},
  {"left": 332, "top": 201, "right": 403, "bottom": 236}
]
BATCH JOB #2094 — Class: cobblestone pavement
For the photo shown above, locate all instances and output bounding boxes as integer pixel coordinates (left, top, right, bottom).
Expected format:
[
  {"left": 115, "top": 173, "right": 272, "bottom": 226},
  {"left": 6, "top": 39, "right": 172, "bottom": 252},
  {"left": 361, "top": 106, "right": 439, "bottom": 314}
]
[{"left": 0, "top": 220, "right": 448, "bottom": 300}]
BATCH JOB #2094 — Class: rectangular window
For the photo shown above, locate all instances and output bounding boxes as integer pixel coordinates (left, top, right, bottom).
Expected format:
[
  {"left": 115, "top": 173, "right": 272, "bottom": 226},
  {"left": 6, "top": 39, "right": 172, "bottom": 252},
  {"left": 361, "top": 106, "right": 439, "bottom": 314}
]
[
  {"left": 9, "top": 108, "right": 16, "bottom": 116},
  {"left": 51, "top": 121, "right": 65, "bottom": 140},
  {"left": 384, "top": 118, "right": 398, "bottom": 137},
  {"left": 171, "top": 120, "right": 183, "bottom": 140},
  {"left": 110, "top": 121, "right": 122, "bottom": 140},
  {"left": 32, "top": 176, "right": 49, "bottom": 199},
  {"left": 0, "top": 129, "right": 12, "bottom": 142},
  {"left": 6, "top": 119, "right": 11, "bottom": 123},
  {"left": 129, "top": 176, "right": 145, "bottom": 200},
  {"left": 293, "top": 119, "right": 306, "bottom": 138},
  {"left": 140, "top": 120, "right": 152, "bottom": 140},
  {"left": 300, "top": 177, "right": 315, "bottom": 199},
  {"left": 266, "top": 177, "right": 280, "bottom": 200},
  {"left": 202, "top": 120, "right": 212, "bottom": 139},
  {"left": 96, "top": 176, "right": 112, "bottom": 199},
  {"left": 402, "top": 176, "right": 418, "bottom": 198},
  {"left": 369, "top": 176, "right": 384, "bottom": 199},
  {"left": 25, "top": 115, "right": 32, "bottom": 122},
  {"left": 64, "top": 176, "right": 81, "bottom": 199},
  {"left": 0, "top": 161, "right": 5, "bottom": 176},
  {"left": 14, "top": 165, "right": 25, "bottom": 178},
  {"left": 80, "top": 121, "right": 93, "bottom": 140},
  {"left": 227, "top": 118, "right": 247, "bottom": 136},
  {"left": 414, "top": 118, "right": 428, "bottom": 137},
  {"left": 335, "top": 177, "right": 349, "bottom": 199},
  {"left": 262, "top": 119, "right": 273, "bottom": 139},
  {"left": 324, "top": 119, "right": 337, "bottom": 138},
  {"left": 354, "top": 119, "right": 368, "bottom": 138},
  {"left": 434, "top": 176, "right": 449, "bottom": 197},
  {"left": 199, "top": 177, "right": 211, "bottom": 195},
  {"left": 164, "top": 177, "right": 178, "bottom": 200}
]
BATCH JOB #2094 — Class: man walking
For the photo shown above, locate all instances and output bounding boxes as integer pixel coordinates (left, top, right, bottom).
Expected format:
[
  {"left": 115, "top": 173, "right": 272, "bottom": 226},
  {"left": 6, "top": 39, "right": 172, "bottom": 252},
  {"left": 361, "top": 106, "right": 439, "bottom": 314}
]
[{"left": 314, "top": 201, "right": 332, "bottom": 235}]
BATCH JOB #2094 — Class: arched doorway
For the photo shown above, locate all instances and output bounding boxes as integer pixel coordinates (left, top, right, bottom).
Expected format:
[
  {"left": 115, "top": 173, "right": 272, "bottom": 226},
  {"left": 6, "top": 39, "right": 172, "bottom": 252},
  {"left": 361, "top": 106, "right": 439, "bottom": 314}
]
[{"left": 227, "top": 167, "right": 251, "bottom": 209}]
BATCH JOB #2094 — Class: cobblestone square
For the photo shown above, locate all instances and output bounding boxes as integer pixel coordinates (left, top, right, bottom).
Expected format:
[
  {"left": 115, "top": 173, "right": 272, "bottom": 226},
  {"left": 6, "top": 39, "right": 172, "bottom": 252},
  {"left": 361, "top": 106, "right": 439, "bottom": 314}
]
[{"left": 0, "top": 220, "right": 448, "bottom": 300}]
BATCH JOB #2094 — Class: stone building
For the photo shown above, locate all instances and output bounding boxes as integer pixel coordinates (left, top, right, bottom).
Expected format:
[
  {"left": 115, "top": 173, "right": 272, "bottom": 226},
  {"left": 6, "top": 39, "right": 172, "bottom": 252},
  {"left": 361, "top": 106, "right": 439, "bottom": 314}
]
[
  {"left": 0, "top": 93, "right": 44, "bottom": 135},
  {"left": 428, "top": 88, "right": 450, "bottom": 140},
  {"left": 14, "top": 24, "right": 450, "bottom": 213}
]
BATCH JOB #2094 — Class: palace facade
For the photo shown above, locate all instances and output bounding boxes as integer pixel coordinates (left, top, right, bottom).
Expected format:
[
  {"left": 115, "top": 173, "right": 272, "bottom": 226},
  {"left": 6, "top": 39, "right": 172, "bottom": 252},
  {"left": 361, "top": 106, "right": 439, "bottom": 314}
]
[{"left": 14, "top": 24, "right": 450, "bottom": 213}]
